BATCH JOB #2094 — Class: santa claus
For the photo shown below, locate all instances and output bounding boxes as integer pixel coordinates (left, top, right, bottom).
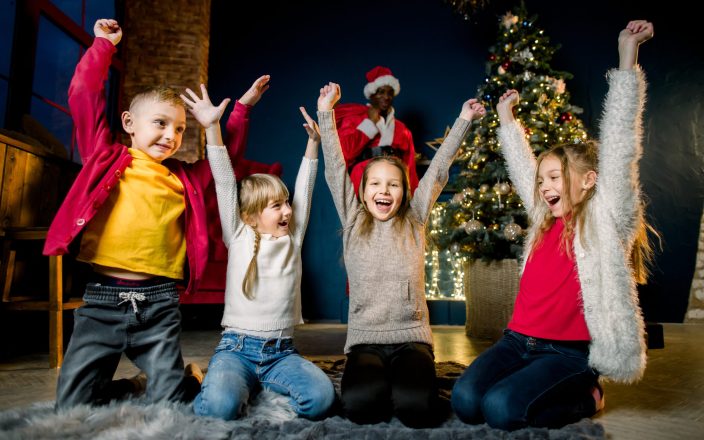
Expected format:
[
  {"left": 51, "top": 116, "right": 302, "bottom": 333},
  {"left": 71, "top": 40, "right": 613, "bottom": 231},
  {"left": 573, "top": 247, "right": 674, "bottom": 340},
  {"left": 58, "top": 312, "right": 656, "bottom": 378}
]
[{"left": 335, "top": 66, "right": 418, "bottom": 194}]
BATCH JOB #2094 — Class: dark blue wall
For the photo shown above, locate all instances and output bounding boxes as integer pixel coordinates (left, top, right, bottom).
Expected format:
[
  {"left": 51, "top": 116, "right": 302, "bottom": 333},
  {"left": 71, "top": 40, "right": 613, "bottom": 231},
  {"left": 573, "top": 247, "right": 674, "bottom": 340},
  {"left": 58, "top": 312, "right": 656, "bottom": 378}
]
[{"left": 208, "top": 0, "right": 704, "bottom": 323}]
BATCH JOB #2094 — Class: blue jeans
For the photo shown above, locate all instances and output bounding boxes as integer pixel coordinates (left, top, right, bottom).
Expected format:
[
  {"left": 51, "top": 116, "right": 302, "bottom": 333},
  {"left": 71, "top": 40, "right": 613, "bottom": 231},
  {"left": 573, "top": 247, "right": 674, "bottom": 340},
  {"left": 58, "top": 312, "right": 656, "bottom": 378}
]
[
  {"left": 56, "top": 281, "right": 186, "bottom": 409},
  {"left": 451, "top": 329, "right": 599, "bottom": 430},
  {"left": 194, "top": 332, "right": 335, "bottom": 421}
]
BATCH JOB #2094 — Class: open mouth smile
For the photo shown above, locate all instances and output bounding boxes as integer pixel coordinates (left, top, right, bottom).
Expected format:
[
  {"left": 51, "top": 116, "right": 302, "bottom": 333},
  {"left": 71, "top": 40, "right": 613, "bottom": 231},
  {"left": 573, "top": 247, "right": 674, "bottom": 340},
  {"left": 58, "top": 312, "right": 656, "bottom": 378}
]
[
  {"left": 374, "top": 198, "right": 393, "bottom": 213},
  {"left": 545, "top": 195, "right": 560, "bottom": 207}
]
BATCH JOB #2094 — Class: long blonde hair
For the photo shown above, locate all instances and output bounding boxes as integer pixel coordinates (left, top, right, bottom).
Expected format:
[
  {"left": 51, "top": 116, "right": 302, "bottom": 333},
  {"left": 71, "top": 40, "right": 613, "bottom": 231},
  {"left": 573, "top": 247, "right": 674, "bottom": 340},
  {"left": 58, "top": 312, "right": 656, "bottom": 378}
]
[
  {"left": 238, "top": 173, "right": 291, "bottom": 299},
  {"left": 532, "top": 142, "right": 656, "bottom": 284},
  {"left": 356, "top": 156, "right": 412, "bottom": 237}
]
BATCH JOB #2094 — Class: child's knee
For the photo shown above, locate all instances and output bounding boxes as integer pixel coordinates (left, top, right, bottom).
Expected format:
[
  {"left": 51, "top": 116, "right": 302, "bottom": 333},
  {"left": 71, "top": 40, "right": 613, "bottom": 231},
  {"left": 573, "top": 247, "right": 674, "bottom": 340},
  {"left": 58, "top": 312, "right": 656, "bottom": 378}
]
[
  {"left": 394, "top": 396, "right": 439, "bottom": 428},
  {"left": 451, "top": 379, "right": 484, "bottom": 424},
  {"left": 481, "top": 387, "right": 525, "bottom": 431},
  {"left": 194, "top": 386, "right": 246, "bottom": 420},
  {"left": 296, "top": 380, "right": 335, "bottom": 420},
  {"left": 341, "top": 381, "right": 390, "bottom": 424}
]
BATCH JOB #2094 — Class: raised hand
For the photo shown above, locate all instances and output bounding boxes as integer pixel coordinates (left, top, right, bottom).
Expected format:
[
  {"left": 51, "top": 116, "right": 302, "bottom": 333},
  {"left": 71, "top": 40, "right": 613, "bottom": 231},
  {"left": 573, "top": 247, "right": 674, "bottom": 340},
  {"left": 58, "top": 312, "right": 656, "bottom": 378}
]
[
  {"left": 619, "top": 20, "right": 654, "bottom": 48},
  {"left": 299, "top": 107, "right": 320, "bottom": 142},
  {"left": 93, "top": 19, "right": 122, "bottom": 46},
  {"left": 460, "top": 98, "right": 487, "bottom": 122},
  {"left": 317, "top": 82, "right": 341, "bottom": 112},
  {"left": 181, "top": 84, "right": 231, "bottom": 129},
  {"left": 618, "top": 20, "right": 654, "bottom": 70},
  {"left": 496, "top": 89, "right": 520, "bottom": 123},
  {"left": 239, "top": 75, "right": 271, "bottom": 107},
  {"left": 367, "top": 106, "right": 381, "bottom": 123}
]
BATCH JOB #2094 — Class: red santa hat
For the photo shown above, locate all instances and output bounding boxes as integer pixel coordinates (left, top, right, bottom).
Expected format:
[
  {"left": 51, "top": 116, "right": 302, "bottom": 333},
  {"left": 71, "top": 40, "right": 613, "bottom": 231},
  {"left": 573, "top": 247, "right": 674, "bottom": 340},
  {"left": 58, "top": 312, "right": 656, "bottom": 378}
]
[{"left": 363, "top": 66, "right": 401, "bottom": 100}]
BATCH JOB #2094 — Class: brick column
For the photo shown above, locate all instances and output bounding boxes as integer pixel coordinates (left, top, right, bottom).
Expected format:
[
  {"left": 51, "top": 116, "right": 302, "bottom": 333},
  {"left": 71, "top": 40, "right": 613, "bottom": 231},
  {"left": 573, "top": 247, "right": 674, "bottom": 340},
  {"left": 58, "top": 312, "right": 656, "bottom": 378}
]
[
  {"left": 686, "top": 205, "right": 704, "bottom": 322},
  {"left": 122, "top": 0, "right": 211, "bottom": 163}
]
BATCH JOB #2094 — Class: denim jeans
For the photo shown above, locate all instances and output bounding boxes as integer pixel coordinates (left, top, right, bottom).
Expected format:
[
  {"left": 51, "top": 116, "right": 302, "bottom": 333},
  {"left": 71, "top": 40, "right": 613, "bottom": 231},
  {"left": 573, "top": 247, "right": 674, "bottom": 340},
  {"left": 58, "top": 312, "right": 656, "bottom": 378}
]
[
  {"left": 56, "top": 281, "right": 186, "bottom": 409},
  {"left": 193, "top": 332, "right": 335, "bottom": 421},
  {"left": 451, "top": 329, "right": 599, "bottom": 430}
]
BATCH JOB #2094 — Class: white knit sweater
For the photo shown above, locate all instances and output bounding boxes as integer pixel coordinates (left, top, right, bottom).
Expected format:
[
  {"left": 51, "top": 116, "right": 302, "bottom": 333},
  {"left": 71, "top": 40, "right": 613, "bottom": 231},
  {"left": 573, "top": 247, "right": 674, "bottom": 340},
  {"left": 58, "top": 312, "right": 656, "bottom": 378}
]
[
  {"left": 207, "top": 145, "right": 317, "bottom": 332},
  {"left": 497, "top": 69, "right": 648, "bottom": 383}
]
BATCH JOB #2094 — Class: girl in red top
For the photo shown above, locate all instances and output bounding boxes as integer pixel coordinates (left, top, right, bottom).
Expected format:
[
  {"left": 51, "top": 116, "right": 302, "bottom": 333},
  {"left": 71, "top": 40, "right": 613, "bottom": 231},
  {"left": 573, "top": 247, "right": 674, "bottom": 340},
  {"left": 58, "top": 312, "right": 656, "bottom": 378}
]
[{"left": 452, "top": 20, "right": 656, "bottom": 430}]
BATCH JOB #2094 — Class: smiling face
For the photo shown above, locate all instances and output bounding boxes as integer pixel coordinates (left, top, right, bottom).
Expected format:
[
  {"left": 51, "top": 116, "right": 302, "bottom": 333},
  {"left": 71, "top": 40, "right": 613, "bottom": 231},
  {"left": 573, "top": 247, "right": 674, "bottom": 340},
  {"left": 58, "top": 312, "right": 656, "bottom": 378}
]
[
  {"left": 361, "top": 159, "right": 408, "bottom": 221},
  {"left": 369, "top": 85, "right": 395, "bottom": 116},
  {"left": 536, "top": 153, "right": 596, "bottom": 218},
  {"left": 122, "top": 99, "right": 186, "bottom": 162},
  {"left": 238, "top": 173, "right": 292, "bottom": 238},
  {"left": 252, "top": 198, "right": 292, "bottom": 237}
]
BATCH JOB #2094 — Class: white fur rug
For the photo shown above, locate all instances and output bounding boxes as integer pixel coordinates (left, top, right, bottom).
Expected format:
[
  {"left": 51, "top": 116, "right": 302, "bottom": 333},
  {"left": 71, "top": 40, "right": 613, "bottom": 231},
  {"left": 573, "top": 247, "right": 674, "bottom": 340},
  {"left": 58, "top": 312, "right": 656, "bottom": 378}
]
[{"left": 0, "top": 361, "right": 606, "bottom": 439}]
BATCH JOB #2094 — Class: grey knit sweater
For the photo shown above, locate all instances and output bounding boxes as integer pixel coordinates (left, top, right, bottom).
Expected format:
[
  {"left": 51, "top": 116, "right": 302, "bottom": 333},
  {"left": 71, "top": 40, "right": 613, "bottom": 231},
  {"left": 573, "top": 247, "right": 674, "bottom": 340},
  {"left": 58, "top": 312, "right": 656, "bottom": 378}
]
[{"left": 318, "top": 111, "right": 470, "bottom": 353}]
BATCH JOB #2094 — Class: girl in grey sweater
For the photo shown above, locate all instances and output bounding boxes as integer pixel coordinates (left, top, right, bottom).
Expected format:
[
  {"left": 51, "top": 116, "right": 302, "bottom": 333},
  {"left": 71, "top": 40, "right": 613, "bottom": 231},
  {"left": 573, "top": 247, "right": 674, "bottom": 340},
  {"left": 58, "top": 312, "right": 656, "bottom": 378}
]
[{"left": 317, "top": 82, "right": 485, "bottom": 427}]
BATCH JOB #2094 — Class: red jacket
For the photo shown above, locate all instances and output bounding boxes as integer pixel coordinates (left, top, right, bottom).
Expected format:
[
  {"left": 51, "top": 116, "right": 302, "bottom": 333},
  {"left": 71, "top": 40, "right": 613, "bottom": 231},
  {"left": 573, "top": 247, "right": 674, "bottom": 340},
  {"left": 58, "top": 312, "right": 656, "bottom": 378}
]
[
  {"left": 335, "top": 103, "right": 418, "bottom": 194},
  {"left": 43, "top": 37, "right": 280, "bottom": 299}
]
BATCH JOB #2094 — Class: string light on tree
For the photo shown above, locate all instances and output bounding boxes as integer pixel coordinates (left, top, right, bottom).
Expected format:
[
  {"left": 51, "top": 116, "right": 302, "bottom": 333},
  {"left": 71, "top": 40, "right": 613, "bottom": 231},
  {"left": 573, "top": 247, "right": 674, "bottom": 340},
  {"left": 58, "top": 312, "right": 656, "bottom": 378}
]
[{"left": 425, "top": 3, "right": 589, "bottom": 299}]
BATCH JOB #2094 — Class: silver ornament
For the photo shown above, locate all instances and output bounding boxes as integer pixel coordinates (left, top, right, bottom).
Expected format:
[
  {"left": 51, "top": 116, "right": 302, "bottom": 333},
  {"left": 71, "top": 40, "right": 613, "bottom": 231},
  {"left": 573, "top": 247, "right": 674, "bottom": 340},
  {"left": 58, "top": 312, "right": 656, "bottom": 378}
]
[
  {"left": 503, "top": 222, "right": 522, "bottom": 241},
  {"left": 464, "top": 219, "right": 484, "bottom": 234}
]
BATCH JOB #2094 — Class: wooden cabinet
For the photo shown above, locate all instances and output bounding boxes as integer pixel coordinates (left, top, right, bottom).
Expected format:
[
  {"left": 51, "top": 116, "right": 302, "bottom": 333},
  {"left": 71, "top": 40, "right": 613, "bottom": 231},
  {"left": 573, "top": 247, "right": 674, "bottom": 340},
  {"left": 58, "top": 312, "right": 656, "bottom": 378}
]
[
  {"left": 0, "top": 133, "right": 80, "bottom": 368},
  {"left": 0, "top": 134, "right": 79, "bottom": 230}
]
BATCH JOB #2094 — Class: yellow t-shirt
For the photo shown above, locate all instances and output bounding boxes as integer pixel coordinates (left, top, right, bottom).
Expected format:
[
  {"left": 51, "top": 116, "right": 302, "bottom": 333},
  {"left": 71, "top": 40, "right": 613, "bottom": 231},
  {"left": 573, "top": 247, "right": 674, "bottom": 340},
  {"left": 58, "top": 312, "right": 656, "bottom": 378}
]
[{"left": 78, "top": 148, "right": 186, "bottom": 279}]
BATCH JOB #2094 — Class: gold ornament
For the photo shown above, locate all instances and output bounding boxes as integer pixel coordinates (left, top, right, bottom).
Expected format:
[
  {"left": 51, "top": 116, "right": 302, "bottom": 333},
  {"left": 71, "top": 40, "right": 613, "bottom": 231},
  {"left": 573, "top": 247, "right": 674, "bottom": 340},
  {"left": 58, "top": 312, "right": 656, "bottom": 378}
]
[
  {"left": 494, "top": 182, "right": 511, "bottom": 195},
  {"left": 425, "top": 126, "right": 452, "bottom": 151},
  {"left": 464, "top": 219, "right": 484, "bottom": 234},
  {"left": 504, "top": 222, "right": 523, "bottom": 241}
]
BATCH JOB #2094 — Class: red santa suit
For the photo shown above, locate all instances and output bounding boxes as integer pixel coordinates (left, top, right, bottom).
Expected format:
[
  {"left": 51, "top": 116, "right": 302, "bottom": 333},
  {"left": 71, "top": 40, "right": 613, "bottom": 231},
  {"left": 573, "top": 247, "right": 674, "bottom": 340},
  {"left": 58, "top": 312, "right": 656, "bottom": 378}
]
[
  {"left": 334, "top": 66, "right": 418, "bottom": 195},
  {"left": 335, "top": 103, "right": 418, "bottom": 194}
]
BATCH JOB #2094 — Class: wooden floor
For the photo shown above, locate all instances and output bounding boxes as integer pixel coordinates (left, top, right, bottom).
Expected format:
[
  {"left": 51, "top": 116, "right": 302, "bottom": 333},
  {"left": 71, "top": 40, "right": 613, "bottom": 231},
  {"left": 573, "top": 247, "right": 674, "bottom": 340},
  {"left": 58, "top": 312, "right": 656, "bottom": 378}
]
[{"left": 0, "top": 323, "right": 702, "bottom": 439}]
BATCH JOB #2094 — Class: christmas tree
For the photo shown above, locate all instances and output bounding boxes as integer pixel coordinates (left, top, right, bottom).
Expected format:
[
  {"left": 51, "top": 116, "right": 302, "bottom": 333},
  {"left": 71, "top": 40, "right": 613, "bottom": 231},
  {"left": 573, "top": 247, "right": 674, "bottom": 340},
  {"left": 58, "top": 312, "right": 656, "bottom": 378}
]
[{"left": 426, "top": 5, "right": 588, "bottom": 297}]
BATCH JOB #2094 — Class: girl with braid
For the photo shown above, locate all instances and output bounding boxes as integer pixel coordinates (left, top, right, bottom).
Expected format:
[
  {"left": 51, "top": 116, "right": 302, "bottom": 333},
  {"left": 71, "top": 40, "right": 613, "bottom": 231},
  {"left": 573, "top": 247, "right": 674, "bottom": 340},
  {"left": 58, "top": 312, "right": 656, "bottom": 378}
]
[{"left": 191, "top": 92, "right": 334, "bottom": 420}]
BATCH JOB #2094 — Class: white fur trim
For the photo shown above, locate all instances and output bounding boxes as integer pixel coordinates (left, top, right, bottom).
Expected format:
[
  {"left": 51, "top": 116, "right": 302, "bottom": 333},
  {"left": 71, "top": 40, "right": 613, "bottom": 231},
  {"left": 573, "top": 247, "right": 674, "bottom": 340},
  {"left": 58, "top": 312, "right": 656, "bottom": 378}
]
[
  {"left": 363, "top": 75, "right": 401, "bottom": 99},
  {"left": 357, "top": 118, "right": 379, "bottom": 138}
]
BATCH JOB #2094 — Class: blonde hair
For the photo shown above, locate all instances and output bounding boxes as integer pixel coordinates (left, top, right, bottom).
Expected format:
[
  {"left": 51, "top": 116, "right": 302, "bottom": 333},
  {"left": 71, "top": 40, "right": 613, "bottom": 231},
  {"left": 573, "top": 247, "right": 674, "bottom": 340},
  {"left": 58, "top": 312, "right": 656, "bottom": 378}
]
[
  {"left": 238, "top": 173, "right": 291, "bottom": 299},
  {"left": 532, "top": 141, "right": 656, "bottom": 284},
  {"left": 129, "top": 86, "right": 185, "bottom": 113},
  {"left": 356, "top": 156, "right": 412, "bottom": 237}
]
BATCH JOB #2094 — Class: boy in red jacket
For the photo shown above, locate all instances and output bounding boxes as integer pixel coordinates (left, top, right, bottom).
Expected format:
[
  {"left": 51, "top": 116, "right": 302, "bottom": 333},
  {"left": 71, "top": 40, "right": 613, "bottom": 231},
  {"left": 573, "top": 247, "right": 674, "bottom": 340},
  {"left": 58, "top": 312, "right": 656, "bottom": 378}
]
[{"left": 48, "top": 18, "right": 276, "bottom": 409}]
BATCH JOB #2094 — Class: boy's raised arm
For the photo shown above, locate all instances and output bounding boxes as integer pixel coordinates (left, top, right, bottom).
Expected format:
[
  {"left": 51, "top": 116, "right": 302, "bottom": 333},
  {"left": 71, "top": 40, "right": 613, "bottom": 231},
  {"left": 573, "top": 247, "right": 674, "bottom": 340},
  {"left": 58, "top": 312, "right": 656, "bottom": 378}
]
[{"left": 68, "top": 19, "right": 121, "bottom": 160}]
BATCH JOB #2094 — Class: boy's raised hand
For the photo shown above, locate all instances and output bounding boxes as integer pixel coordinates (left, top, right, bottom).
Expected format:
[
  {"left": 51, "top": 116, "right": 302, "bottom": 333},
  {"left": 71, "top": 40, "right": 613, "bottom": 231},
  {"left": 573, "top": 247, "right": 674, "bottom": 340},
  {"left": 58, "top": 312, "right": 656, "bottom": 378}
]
[
  {"left": 94, "top": 19, "right": 122, "bottom": 46},
  {"left": 460, "top": 98, "right": 487, "bottom": 122},
  {"left": 299, "top": 107, "right": 320, "bottom": 142},
  {"left": 496, "top": 89, "right": 520, "bottom": 122},
  {"left": 181, "top": 84, "right": 231, "bottom": 129},
  {"left": 317, "top": 82, "right": 341, "bottom": 112},
  {"left": 239, "top": 75, "right": 271, "bottom": 107}
]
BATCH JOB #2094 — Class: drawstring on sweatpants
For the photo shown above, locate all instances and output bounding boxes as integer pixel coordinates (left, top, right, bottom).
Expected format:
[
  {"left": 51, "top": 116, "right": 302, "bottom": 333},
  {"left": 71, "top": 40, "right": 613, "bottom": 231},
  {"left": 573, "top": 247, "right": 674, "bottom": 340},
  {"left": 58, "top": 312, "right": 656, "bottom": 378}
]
[{"left": 118, "top": 291, "right": 147, "bottom": 314}]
